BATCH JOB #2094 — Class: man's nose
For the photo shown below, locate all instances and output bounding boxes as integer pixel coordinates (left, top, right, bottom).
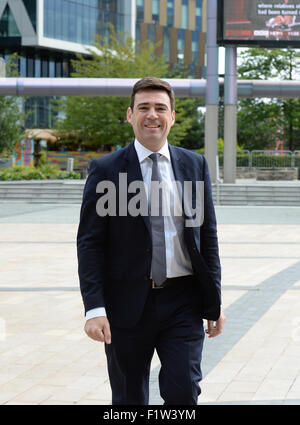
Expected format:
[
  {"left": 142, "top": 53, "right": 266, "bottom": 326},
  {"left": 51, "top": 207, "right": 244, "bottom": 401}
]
[{"left": 147, "top": 107, "right": 158, "bottom": 119}]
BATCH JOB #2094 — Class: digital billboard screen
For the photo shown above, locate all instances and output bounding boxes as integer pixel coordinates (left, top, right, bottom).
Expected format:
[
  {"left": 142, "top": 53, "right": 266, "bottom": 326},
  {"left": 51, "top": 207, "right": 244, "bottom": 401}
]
[{"left": 218, "top": 0, "right": 300, "bottom": 47}]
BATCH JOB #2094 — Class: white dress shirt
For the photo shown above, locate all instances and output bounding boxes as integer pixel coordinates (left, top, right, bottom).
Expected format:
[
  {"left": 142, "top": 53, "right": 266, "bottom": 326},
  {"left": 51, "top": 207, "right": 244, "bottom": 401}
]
[{"left": 85, "top": 139, "right": 193, "bottom": 321}]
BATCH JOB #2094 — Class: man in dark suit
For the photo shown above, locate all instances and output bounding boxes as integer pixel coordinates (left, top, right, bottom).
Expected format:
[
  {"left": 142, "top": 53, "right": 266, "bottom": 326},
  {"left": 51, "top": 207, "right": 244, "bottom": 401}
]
[{"left": 77, "top": 77, "right": 225, "bottom": 405}]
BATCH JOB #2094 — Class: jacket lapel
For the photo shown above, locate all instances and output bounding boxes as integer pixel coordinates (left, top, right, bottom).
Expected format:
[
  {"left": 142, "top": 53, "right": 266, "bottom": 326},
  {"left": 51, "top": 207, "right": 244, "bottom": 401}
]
[
  {"left": 123, "top": 142, "right": 151, "bottom": 235},
  {"left": 169, "top": 145, "right": 201, "bottom": 250},
  {"left": 169, "top": 145, "right": 196, "bottom": 219}
]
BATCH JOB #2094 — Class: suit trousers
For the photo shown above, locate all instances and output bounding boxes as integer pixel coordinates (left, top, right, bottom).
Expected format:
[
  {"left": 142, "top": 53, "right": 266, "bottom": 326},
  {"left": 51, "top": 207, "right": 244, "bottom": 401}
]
[{"left": 104, "top": 277, "right": 205, "bottom": 405}]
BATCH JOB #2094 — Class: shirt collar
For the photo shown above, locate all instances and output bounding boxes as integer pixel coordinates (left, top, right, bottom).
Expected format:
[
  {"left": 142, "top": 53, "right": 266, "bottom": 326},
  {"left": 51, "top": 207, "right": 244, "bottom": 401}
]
[{"left": 134, "top": 139, "right": 170, "bottom": 163}]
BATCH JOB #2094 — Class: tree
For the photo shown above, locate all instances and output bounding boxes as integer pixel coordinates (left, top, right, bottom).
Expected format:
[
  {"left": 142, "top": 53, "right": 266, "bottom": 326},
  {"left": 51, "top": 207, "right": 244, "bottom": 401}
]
[
  {"left": 57, "top": 27, "right": 192, "bottom": 149},
  {"left": 0, "top": 54, "right": 23, "bottom": 156},
  {"left": 237, "top": 48, "right": 300, "bottom": 151}
]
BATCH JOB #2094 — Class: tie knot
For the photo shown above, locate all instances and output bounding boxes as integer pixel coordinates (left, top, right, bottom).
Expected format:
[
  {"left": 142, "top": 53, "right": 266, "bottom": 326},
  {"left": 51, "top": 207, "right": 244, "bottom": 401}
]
[{"left": 149, "top": 153, "right": 159, "bottom": 164}]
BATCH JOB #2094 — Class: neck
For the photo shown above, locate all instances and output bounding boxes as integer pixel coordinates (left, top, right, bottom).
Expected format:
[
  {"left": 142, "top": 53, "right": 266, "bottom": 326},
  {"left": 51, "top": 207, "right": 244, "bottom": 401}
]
[{"left": 137, "top": 139, "right": 167, "bottom": 152}]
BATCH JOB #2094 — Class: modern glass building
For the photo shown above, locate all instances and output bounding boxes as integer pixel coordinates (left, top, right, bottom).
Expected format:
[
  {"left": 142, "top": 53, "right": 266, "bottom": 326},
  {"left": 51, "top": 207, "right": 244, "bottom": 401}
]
[
  {"left": 136, "top": 0, "right": 206, "bottom": 78},
  {"left": 0, "top": 0, "right": 206, "bottom": 128}
]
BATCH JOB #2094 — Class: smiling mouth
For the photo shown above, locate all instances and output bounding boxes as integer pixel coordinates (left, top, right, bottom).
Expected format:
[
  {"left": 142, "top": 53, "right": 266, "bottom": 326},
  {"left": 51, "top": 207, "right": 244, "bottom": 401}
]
[{"left": 145, "top": 124, "right": 160, "bottom": 128}]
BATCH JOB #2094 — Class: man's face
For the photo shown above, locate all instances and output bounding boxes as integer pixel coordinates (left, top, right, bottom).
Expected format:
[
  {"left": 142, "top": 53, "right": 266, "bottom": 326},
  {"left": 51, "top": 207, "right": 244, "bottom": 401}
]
[{"left": 127, "top": 89, "right": 175, "bottom": 150}]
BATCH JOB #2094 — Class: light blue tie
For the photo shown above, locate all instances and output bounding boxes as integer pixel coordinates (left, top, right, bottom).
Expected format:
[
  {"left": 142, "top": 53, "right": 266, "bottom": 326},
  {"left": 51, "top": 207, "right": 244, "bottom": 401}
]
[{"left": 149, "top": 153, "right": 167, "bottom": 286}]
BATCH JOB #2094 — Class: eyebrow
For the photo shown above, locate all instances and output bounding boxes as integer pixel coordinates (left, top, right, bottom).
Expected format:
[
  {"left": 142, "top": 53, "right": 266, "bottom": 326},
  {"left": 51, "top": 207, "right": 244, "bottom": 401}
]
[{"left": 137, "top": 102, "right": 169, "bottom": 108}]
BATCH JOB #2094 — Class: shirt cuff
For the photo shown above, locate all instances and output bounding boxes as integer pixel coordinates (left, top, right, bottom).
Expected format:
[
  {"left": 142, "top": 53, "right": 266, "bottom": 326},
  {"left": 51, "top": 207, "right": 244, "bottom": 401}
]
[{"left": 85, "top": 307, "right": 107, "bottom": 321}]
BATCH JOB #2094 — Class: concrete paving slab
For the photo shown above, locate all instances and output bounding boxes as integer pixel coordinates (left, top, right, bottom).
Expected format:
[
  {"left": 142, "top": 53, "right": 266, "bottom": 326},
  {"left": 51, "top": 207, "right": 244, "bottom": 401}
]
[{"left": 0, "top": 203, "right": 300, "bottom": 405}]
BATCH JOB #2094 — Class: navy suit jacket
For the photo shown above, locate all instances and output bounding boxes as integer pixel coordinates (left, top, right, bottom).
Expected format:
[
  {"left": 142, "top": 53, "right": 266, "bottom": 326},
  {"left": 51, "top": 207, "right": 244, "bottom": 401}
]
[{"left": 77, "top": 142, "right": 221, "bottom": 328}]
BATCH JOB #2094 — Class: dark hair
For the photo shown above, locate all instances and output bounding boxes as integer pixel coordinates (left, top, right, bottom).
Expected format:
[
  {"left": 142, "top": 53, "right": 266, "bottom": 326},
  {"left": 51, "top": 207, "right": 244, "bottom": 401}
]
[{"left": 130, "top": 77, "right": 175, "bottom": 111}]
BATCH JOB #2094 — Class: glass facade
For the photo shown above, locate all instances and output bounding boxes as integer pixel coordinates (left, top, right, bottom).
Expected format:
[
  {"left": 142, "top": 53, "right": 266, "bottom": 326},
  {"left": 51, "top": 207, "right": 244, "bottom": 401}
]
[
  {"left": 0, "top": 5, "right": 20, "bottom": 37},
  {"left": 43, "top": 0, "right": 126, "bottom": 44},
  {"left": 0, "top": 0, "right": 206, "bottom": 128},
  {"left": 134, "top": 0, "right": 205, "bottom": 76},
  {"left": 9, "top": 52, "right": 71, "bottom": 79},
  {"left": 25, "top": 97, "right": 58, "bottom": 129},
  {"left": 0, "top": 46, "right": 73, "bottom": 128}
]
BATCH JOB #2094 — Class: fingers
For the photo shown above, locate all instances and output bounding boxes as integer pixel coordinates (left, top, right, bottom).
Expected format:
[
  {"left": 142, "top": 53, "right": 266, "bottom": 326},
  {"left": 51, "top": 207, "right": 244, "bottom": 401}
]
[
  {"left": 84, "top": 317, "right": 111, "bottom": 344},
  {"left": 205, "top": 320, "right": 219, "bottom": 338},
  {"left": 205, "top": 311, "right": 226, "bottom": 338},
  {"left": 103, "top": 321, "right": 111, "bottom": 344}
]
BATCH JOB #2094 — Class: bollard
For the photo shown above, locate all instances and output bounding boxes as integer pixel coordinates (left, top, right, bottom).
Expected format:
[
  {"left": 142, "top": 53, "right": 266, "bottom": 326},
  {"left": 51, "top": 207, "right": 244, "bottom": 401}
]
[
  {"left": 80, "top": 167, "right": 88, "bottom": 179},
  {"left": 67, "top": 157, "right": 74, "bottom": 172}
]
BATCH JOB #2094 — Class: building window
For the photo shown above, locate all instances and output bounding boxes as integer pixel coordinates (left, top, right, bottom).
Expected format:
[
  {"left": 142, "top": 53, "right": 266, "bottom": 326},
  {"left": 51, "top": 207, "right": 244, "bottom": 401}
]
[
  {"left": 55, "top": 61, "right": 62, "bottom": 77},
  {"left": 68, "top": 0, "right": 77, "bottom": 42},
  {"left": 148, "top": 24, "right": 155, "bottom": 45},
  {"left": 152, "top": 0, "right": 159, "bottom": 24},
  {"left": 20, "top": 56, "right": 26, "bottom": 77},
  {"left": 41, "top": 58, "right": 49, "bottom": 77},
  {"left": 23, "top": 0, "right": 37, "bottom": 31},
  {"left": 163, "top": 26, "right": 170, "bottom": 62},
  {"left": 136, "top": 0, "right": 144, "bottom": 22},
  {"left": 181, "top": 0, "right": 188, "bottom": 29},
  {"left": 0, "top": 4, "right": 20, "bottom": 37},
  {"left": 35, "top": 57, "right": 41, "bottom": 77},
  {"left": 136, "top": 22, "right": 140, "bottom": 43},
  {"left": 196, "top": 0, "right": 202, "bottom": 31},
  {"left": 49, "top": 59, "right": 55, "bottom": 78},
  {"left": 167, "top": 0, "right": 174, "bottom": 27},
  {"left": 27, "top": 57, "right": 35, "bottom": 77},
  {"left": 191, "top": 31, "right": 199, "bottom": 65},
  {"left": 177, "top": 29, "right": 184, "bottom": 62}
]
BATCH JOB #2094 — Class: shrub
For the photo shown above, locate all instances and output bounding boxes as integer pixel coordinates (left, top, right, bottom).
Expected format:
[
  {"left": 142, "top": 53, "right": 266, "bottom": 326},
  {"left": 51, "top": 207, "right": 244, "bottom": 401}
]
[{"left": 0, "top": 164, "right": 80, "bottom": 180}]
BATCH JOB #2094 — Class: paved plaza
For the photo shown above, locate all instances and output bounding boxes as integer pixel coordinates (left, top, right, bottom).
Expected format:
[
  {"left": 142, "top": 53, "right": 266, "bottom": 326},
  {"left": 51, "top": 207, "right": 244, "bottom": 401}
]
[{"left": 0, "top": 202, "right": 300, "bottom": 405}]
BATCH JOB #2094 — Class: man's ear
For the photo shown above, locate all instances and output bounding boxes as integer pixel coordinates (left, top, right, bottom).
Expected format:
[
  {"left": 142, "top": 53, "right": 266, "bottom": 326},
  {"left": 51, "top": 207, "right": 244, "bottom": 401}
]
[
  {"left": 171, "top": 110, "right": 175, "bottom": 126},
  {"left": 126, "top": 107, "right": 133, "bottom": 124}
]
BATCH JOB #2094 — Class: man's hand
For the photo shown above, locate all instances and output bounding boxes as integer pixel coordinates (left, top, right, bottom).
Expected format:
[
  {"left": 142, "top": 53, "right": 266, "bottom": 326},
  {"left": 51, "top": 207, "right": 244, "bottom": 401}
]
[
  {"left": 84, "top": 316, "right": 111, "bottom": 344},
  {"left": 205, "top": 309, "right": 226, "bottom": 338}
]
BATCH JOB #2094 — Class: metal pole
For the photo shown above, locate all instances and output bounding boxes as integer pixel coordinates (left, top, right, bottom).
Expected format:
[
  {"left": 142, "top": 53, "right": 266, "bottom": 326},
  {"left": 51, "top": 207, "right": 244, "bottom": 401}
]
[
  {"left": 224, "top": 46, "right": 237, "bottom": 183},
  {"left": 0, "top": 77, "right": 207, "bottom": 97},
  {"left": 2, "top": 78, "right": 300, "bottom": 98},
  {"left": 204, "top": 0, "right": 219, "bottom": 183},
  {"left": 0, "top": 58, "right": 5, "bottom": 77}
]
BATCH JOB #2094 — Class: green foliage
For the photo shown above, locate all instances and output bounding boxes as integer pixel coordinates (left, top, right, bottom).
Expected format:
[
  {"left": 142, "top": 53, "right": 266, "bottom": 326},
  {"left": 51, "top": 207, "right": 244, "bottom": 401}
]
[
  {"left": 0, "top": 96, "right": 23, "bottom": 155},
  {"left": 237, "top": 48, "right": 300, "bottom": 151},
  {"left": 238, "top": 48, "right": 300, "bottom": 80},
  {"left": 57, "top": 26, "right": 166, "bottom": 147},
  {"left": 0, "top": 164, "right": 80, "bottom": 180},
  {"left": 57, "top": 26, "right": 193, "bottom": 148},
  {"left": 175, "top": 99, "right": 204, "bottom": 149},
  {"left": 0, "top": 53, "right": 23, "bottom": 156}
]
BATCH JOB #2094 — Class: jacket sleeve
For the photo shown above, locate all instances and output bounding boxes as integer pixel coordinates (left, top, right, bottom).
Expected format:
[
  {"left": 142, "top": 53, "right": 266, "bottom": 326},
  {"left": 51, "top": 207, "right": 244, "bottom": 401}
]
[
  {"left": 200, "top": 155, "right": 222, "bottom": 299},
  {"left": 77, "top": 159, "right": 108, "bottom": 315}
]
